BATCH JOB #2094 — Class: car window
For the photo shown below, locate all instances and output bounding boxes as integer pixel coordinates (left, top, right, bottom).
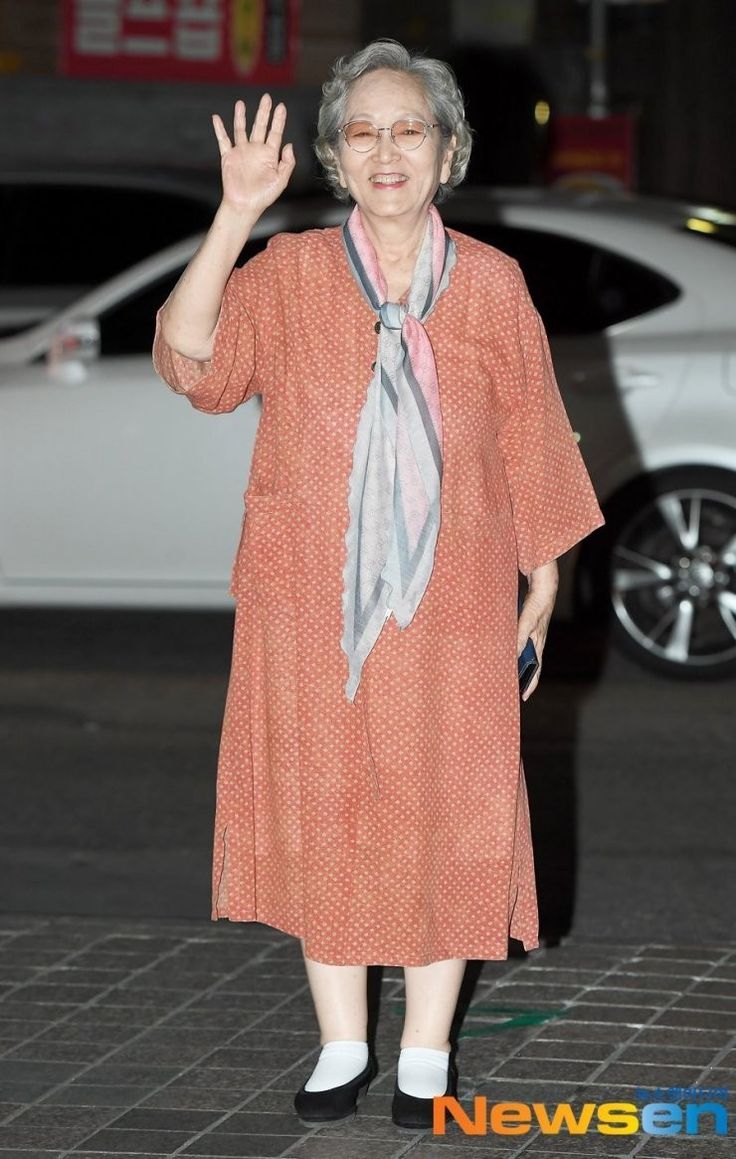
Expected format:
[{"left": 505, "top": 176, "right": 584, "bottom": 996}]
[
  {"left": 0, "top": 185, "right": 215, "bottom": 292},
  {"left": 448, "top": 222, "right": 680, "bottom": 335},
  {"left": 98, "top": 236, "right": 269, "bottom": 357}
]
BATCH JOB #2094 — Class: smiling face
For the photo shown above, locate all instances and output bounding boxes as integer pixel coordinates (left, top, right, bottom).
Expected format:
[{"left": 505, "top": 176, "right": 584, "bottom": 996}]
[{"left": 333, "top": 69, "right": 456, "bottom": 224}]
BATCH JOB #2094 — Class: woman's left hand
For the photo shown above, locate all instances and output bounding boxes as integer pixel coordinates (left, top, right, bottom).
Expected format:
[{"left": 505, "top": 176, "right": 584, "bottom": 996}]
[{"left": 517, "top": 560, "right": 559, "bottom": 701}]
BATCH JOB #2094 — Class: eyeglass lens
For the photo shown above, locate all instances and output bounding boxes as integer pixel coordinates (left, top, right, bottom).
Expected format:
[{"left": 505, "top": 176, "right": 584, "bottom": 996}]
[{"left": 344, "top": 120, "right": 429, "bottom": 151}]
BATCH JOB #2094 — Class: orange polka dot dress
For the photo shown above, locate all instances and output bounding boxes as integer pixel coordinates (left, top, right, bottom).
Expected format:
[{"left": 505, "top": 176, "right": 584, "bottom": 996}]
[{"left": 152, "top": 224, "right": 605, "bottom": 966}]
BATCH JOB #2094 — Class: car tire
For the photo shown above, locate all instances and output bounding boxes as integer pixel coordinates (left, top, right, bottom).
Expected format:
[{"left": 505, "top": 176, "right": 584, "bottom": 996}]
[{"left": 575, "top": 467, "right": 736, "bottom": 680}]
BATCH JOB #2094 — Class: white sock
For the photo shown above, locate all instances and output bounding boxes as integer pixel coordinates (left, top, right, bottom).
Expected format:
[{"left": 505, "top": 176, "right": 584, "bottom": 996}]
[
  {"left": 397, "top": 1046, "right": 450, "bottom": 1098},
  {"left": 303, "top": 1039, "right": 369, "bottom": 1092}
]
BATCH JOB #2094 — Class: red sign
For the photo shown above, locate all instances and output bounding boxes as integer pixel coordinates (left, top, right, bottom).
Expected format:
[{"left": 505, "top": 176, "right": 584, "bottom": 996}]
[
  {"left": 59, "top": 0, "right": 299, "bottom": 84},
  {"left": 547, "top": 114, "right": 636, "bottom": 192}
]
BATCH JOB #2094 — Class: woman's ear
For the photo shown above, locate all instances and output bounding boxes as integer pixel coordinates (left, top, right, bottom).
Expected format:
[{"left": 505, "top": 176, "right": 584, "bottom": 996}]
[
  {"left": 440, "top": 134, "right": 457, "bottom": 185},
  {"left": 330, "top": 146, "right": 348, "bottom": 190}
]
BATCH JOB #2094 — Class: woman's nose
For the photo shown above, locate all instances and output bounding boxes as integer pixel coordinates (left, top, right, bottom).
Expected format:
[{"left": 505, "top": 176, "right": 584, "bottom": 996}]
[{"left": 374, "top": 128, "right": 401, "bottom": 160}]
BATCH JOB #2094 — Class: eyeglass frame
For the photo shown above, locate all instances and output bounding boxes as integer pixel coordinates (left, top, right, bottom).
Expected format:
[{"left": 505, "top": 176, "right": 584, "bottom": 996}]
[{"left": 338, "top": 118, "right": 442, "bottom": 152}]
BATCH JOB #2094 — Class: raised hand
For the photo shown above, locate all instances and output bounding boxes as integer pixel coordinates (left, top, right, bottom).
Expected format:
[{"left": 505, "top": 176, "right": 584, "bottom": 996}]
[{"left": 211, "top": 95, "right": 296, "bottom": 219}]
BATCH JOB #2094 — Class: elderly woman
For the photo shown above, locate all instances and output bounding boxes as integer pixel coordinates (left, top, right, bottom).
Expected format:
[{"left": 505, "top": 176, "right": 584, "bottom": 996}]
[{"left": 153, "top": 39, "right": 604, "bottom": 1130}]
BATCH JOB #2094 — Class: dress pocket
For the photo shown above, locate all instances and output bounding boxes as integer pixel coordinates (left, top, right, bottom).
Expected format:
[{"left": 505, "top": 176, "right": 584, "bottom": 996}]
[{"left": 229, "top": 491, "right": 297, "bottom": 606}]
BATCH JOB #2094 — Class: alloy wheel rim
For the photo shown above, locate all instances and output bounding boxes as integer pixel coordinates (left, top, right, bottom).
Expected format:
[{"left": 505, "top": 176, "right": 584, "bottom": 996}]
[{"left": 611, "top": 487, "right": 736, "bottom": 667}]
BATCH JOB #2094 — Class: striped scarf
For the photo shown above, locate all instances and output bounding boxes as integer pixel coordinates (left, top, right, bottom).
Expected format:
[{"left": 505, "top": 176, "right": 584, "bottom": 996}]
[{"left": 340, "top": 203, "right": 457, "bottom": 702}]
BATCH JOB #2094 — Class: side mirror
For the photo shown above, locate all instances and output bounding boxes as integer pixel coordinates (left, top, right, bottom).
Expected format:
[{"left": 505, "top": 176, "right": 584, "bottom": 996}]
[{"left": 46, "top": 316, "right": 100, "bottom": 383}]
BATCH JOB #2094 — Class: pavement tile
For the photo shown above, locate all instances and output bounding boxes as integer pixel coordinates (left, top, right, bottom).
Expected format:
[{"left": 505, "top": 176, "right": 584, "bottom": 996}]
[
  {"left": 0, "top": 1002, "right": 85, "bottom": 1021},
  {"left": 66, "top": 1062, "right": 183, "bottom": 1085},
  {"left": 533, "top": 1023, "right": 629, "bottom": 1043},
  {"left": 2, "top": 984, "right": 109, "bottom": 1004},
  {"left": 0, "top": 1019, "right": 51, "bottom": 1040},
  {"left": 487, "top": 1058, "right": 599, "bottom": 1083},
  {"left": 91, "top": 1040, "right": 225, "bottom": 1066},
  {"left": 700, "top": 1067, "right": 735, "bottom": 1084},
  {"left": 104, "top": 1107, "right": 226, "bottom": 1130},
  {"left": 402, "top": 1149, "right": 515, "bottom": 1159},
  {"left": 709, "top": 967, "right": 736, "bottom": 981},
  {"left": 72, "top": 1127, "right": 204, "bottom": 1151},
  {"left": 37, "top": 1086, "right": 158, "bottom": 1108},
  {"left": 515, "top": 968, "right": 608, "bottom": 985},
  {"left": 177, "top": 1133, "right": 305, "bottom": 1155},
  {"left": 0, "top": 1060, "right": 83, "bottom": 1083},
  {"left": 208, "top": 1112, "right": 308, "bottom": 1135},
  {"left": 592, "top": 1062, "right": 707, "bottom": 1086},
  {"left": 552, "top": 1004, "right": 659, "bottom": 1024},
  {"left": 636, "top": 1140, "right": 734, "bottom": 1156},
  {"left": 483, "top": 982, "right": 586, "bottom": 1002},
  {"left": 601, "top": 973, "right": 689, "bottom": 991},
  {"left": 651, "top": 1009, "right": 736, "bottom": 1031},
  {"left": 0, "top": 1107, "right": 115, "bottom": 1135},
  {"left": 140, "top": 1087, "right": 251, "bottom": 1111},
  {"left": 0, "top": 1104, "right": 25, "bottom": 1121},
  {"left": 519, "top": 1152, "right": 640, "bottom": 1158},
  {"left": 573, "top": 989, "right": 675, "bottom": 1007},
  {"left": 618, "top": 956, "right": 719, "bottom": 974},
  {"left": 0, "top": 1125, "right": 110, "bottom": 1148},
  {"left": 515, "top": 1040, "right": 616, "bottom": 1062},
  {"left": 49, "top": 1007, "right": 166, "bottom": 1027},
  {"left": 614, "top": 1044, "right": 720, "bottom": 1066},
  {"left": 164, "top": 1010, "right": 266, "bottom": 1029},
  {"left": 204, "top": 1048, "right": 311, "bottom": 1071},
  {"left": 0, "top": 1152, "right": 66, "bottom": 1159},
  {"left": 630, "top": 1027, "right": 730, "bottom": 1048},
  {"left": 0, "top": 1082, "right": 72, "bottom": 1103},
  {"left": 166, "top": 1066, "right": 284, "bottom": 1090},
  {"left": 510, "top": 1143, "right": 642, "bottom": 1157},
  {"left": 0, "top": 966, "right": 46, "bottom": 984},
  {"left": 286, "top": 1140, "right": 408, "bottom": 1158},
  {"left": 3, "top": 1041, "right": 112, "bottom": 1064},
  {"left": 670, "top": 994, "right": 736, "bottom": 1013},
  {"left": 24, "top": 1023, "right": 139, "bottom": 1046}
]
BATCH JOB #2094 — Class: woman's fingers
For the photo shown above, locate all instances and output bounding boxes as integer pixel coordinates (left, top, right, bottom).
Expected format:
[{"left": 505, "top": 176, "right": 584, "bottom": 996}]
[
  {"left": 232, "top": 98, "right": 247, "bottom": 146},
  {"left": 266, "top": 102, "right": 287, "bottom": 149},
  {"left": 211, "top": 113, "right": 231, "bottom": 156},
  {"left": 278, "top": 142, "right": 296, "bottom": 174},
  {"left": 249, "top": 92, "right": 273, "bottom": 143}
]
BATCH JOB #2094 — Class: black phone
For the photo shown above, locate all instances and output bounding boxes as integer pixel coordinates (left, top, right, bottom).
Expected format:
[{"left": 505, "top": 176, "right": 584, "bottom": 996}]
[
  {"left": 517, "top": 588, "right": 540, "bottom": 695},
  {"left": 518, "top": 635, "right": 540, "bottom": 694}
]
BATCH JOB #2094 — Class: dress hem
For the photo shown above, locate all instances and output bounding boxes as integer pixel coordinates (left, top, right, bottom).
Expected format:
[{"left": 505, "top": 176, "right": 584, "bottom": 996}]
[{"left": 210, "top": 909, "right": 540, "bottom": 967}]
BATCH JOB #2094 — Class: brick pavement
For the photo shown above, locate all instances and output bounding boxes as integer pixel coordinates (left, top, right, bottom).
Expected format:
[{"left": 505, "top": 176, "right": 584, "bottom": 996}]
[{"left": 0, "top": 915, "right": 733, "bottom": 1158}]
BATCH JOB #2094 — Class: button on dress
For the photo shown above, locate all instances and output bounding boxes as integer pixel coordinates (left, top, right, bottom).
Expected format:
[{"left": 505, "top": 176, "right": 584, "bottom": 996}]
[{"left": 152, "top": 225, "right": 606, "bottom": 966}]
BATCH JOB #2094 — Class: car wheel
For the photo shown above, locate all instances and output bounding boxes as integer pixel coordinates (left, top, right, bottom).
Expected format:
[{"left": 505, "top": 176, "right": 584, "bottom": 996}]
[{"left": 579, "top": 468, "right": 736, "bottom": 679}]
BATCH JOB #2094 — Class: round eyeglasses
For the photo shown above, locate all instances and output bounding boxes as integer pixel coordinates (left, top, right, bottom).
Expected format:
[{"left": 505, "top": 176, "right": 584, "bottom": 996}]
[{"left": 340, "top": 119, "right": 440, "bottom": 152}]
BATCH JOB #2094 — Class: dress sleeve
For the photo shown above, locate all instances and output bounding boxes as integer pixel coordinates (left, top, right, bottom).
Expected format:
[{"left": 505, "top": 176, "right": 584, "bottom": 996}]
[
  {"left": 151, "top": 235, "right": 285, "bottom": 414},
  {"left": 495, "top": 261, "right": 606, "bottom": 579}
]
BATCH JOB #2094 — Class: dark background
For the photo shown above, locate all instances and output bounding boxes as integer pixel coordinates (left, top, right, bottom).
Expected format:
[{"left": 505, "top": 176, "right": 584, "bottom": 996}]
[{"left": 1, "top": 0, "right": 736, "bottom": 208}]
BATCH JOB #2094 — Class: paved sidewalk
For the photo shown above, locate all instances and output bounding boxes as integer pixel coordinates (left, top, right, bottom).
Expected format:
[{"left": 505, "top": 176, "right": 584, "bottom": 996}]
[{"left": 0, "top": 915, "right": 733, "bottom": 1158}]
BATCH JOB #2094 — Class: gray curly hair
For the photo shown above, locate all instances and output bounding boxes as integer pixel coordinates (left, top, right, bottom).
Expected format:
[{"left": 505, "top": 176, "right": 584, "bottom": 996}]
[{"left": 313, "top": 39, "right": 473, "bottom": 205}]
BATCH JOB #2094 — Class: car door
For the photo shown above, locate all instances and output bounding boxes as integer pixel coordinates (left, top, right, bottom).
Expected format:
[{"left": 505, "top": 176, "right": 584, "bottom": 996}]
[{"left": 0, "top": 264, "right": 260, "bottom": 607}]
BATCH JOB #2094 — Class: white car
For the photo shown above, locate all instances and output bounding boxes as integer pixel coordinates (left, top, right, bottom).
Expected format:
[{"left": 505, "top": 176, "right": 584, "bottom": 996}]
[{"left": 3, "top": 189, "right": 736, "bottom": 679}]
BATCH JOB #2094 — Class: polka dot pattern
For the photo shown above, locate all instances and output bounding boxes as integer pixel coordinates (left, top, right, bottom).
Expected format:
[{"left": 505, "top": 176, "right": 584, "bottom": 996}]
[{"left": 152, "top": 225, "right": 606, "bottom": 966}]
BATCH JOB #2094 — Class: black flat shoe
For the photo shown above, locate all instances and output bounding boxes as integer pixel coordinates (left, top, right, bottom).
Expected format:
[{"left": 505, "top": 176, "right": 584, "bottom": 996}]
[
  {"left": 391, "top": 1050, "right": 458, "bottom": 1130},
  {"left": 294, "top": 1051, "right": 378, "bottom": 1123}
]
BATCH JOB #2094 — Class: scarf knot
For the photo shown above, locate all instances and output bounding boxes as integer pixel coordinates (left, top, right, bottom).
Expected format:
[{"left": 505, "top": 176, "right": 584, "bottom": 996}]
[
  {"left": 378, "top": 301, "right": 407, "bottom": 330},
  {"left": 340, "top": 204, "right": 457, "bottom": 702}
]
